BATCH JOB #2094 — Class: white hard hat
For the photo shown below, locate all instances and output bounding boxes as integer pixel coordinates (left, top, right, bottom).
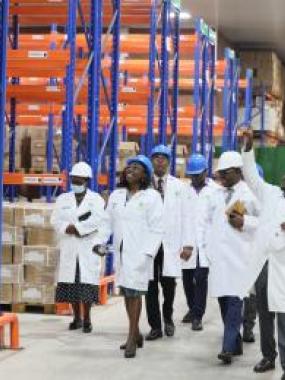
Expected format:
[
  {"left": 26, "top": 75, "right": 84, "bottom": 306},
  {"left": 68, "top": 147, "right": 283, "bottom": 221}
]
[
  {"left": 70, "top": 162, "right": 92, "bottom": 178},
  {"left": 216, "top": 151, "right": 243, "bottom": 172}
]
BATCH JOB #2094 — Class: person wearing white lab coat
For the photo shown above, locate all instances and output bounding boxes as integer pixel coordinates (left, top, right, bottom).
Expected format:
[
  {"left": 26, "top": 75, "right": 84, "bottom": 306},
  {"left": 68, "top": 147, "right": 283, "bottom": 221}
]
[
  {"left": 181, "top": 154, "right": 215, "bottom": 331},
  {"left": 145, "top": 145, "right": 193, "bottom": 341},
  {"left": 198, "top": 151, "right": 260, "bottom": 365},
  {"left": 95, "top": 155, "right": 163, "bottom": 359},
  {"left": 51, "top": 162, "right": 108, "bottom": 333},
  {"left": 242, "top": 129, "right": 285, "bottom": 379}
]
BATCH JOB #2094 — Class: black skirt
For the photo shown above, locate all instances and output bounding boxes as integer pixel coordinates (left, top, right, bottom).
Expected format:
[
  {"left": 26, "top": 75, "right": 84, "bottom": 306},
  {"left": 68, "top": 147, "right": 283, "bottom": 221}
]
[{"left": 55, "top": 261, "right": 99, "bottom": 304}]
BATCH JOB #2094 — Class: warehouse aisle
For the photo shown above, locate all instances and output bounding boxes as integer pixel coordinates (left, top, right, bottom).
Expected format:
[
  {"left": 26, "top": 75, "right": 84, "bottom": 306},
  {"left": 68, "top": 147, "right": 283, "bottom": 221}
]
[{"left": 0, "top": 285, "right": 282, "bottom": 380}]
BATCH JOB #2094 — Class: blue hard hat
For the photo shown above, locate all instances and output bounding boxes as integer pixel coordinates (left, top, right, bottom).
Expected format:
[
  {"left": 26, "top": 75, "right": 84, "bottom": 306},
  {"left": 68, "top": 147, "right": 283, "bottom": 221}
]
[
  {"left": 256, "top": 163, "right": 264, "bottom": 178},
  {"left": 186, "top": 154, "right": 208, "bottom": 175},
  {"left": 151, "top": 144, "right": 171, "bottom": 160},
  {"left": 127, "top": 155, "right": 153, "bottom": 179}
]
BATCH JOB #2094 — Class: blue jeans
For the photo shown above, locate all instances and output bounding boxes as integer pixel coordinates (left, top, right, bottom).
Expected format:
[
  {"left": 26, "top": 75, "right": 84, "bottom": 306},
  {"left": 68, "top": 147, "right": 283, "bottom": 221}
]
[{"left": 218, "top": 296, "right": 243, "bottom": 353}]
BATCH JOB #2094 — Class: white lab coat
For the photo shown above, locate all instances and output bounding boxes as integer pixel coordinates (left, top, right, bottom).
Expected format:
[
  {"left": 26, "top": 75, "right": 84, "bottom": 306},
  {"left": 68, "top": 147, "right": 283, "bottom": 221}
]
[
  {"left": 157, "top": 175, "right": 191, "bottom": 277},
  {"left": 197, "top": 180, "right": 260, "bottom": 298},
  {"left": 242, "top": 149, "right": 285, "bottom": 312},
  {"left": 181, "top": 180, "right": 216, "bottom": 270},
  {"left": 105, "top": 188, "right": 163, "bottom": 291},
  {"left": 50, "top": 190, "right": 107, "bottom": 285}
]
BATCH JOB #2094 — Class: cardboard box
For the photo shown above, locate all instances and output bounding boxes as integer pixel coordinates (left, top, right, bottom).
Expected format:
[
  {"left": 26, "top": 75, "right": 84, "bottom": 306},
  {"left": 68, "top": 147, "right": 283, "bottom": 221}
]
[
  {"left": 4, "top": 153, "right": 22, "bottom": 171},
  {"left": 175, "top": 145, "right": 188, "bottom": 157},
  {"left": 0, "top": 284, "right": 13, "bottom": 304},
  {"left": 2, "top": 225, "right": 24, "bottom": 245},
  {"left": 118, "top": 141, "right": 139, "bottom": 158},
  {"left": 26, "top": 227, "right": 57, "bottom": 246},
  {"left": 1, "top": 265, "right": 23, "bottom": 284},
  {"left": 13, "top": 284, "right": 55, "bottom": 304},
  {"left": 31, "top": 156, "right": 59, "bottom": 172},
  {"left": 2, "top": 246, "right": 13, "bottom": 265},
  {"left": 31, "top": 140, "right": 46, "bottom": 156},
  {"left": 3, "top": 203, "right": 15, "bottom": 226},
  {"left": 176, "top": 157, "right": 186, "bottom": 178},
  {"left": 24, "top": 265, "right": 56, "bottom": 285},
  {"left": 14, "top": 203, "right": 53, "bottom": 227},
  {"left": 240, "top": 51, "right": 283, "bottom": 98},
  {"left": 22, "top": 246, "right": 59, "bottom": 266}
]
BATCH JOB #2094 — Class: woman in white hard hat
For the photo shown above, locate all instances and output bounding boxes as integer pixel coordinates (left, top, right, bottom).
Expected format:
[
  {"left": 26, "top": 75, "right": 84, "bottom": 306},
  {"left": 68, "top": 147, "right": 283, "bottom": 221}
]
[
  {"left": 51, "top": 162, "right": 108, "bottom": 333},
  {"left": 94, "top": 155, "right": 163, "bottom": 359}
]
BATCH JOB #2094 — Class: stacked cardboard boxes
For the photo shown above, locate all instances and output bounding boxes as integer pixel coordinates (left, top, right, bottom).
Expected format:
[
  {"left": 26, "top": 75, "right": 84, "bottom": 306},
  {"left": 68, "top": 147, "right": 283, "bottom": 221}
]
[{"left": 1, "top": 202, "right": 59, "bottom": 306}]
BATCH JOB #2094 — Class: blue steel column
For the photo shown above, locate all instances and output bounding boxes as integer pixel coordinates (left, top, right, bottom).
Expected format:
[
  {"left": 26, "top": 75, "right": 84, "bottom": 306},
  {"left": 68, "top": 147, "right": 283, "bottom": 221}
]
[
  {"left": 109, "top": 0, "right": 121, "bottom": 191},
  {"left": 244, "top": 69, "right": 253, "bottom": 127},
  {"left": 9, "top": 14, "right": 19, "bottom": 201},
  {"left": 0, "top": 0, "right": 9, "bottom": 314},
  {"left": 170, "top": 6, "right": 180, "bottom": 175},
  {"left": 207, "top": 31, "right": 216, "bottom": 176},
  {"left": 231, "top": 59, "right": 240, "bottom": 150},
  {"left": 146, "top": 1, "right": 157, "bottom": 155},
  {"left": 200, "top": 36, "right": 208, "bottom": 156},
  {"left": 192, "top": 20, "right": 202, "bottom": 154},
  {"left": 159, "top": 0, "right": 170, "bottom": 145},
  {"left": 46, "top": 113, "right": 54, "bottom": 202},
  {"left": 222, "top": 48, "right": 235, "bottom": 152},
  {"left": 87, "top": 0, "right": 102, "bottom": 191},
  {"left": 64, "top": 0, "right": 77, "bottom": 189}
]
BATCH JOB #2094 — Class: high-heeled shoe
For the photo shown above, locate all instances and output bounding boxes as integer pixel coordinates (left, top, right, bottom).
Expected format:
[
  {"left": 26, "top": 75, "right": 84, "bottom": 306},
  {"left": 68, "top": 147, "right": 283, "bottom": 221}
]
[
  {"left": 82, "top": 321, "right": 93, "bottom": 333},
  {"left": 69, "top": 319, "right": 83, "bottom": 330},
  {"left": 120, "top": 334, "right": 144, "bottom": 350},
  {"left": 124, "top": 342, "right": 137, "bottom": 358}
]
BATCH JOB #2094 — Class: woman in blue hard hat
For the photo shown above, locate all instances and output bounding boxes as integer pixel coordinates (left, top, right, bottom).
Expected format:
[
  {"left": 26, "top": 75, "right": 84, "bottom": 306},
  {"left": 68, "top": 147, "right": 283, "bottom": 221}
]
[
  {"left": 94, "top": 155, "right": 163, "bottom": 358},
  {"left": 51, "top": 162, "right": 108, "bottom": 333}
]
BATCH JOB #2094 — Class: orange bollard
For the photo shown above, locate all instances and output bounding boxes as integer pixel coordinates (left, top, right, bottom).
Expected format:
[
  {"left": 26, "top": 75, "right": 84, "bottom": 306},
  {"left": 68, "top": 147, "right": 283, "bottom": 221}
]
[
  {"left": 55, "top": 303, "right": 72, "bottom": 316},
  {"left": 0, "top": 313, "right": 20, "bottom": 350},
  {"left": 99, "top": 275, "right": 115, "bottom": 305}
]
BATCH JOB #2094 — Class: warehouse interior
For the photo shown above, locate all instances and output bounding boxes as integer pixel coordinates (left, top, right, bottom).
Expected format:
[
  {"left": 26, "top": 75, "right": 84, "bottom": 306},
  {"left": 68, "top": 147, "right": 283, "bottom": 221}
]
[{"left": 0, "top": 1, "right": 285, "bottom": 379}]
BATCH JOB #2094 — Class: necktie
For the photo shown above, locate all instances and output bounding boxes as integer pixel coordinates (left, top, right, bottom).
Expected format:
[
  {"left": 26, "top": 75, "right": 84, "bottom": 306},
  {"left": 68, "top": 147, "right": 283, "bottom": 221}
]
[
  {"left": 157, "top": 178, "right": 164, "bottom": 199},
  {"left": 225, "top": 188, "right": 234, "bottom": 204}
]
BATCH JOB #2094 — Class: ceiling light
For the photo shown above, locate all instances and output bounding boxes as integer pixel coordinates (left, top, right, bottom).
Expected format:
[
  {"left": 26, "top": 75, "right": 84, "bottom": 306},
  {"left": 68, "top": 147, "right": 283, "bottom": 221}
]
[{"left": 170, "top": 11, "right": 192, "bottom": 20}]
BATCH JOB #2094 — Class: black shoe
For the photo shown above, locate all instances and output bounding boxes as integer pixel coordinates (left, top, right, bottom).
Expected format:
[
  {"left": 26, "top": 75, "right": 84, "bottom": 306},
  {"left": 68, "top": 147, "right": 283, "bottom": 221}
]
[
  {"left": 69, "top": 319, "right": 83, "bottom": 330},
  {"left": 233, "top": 344, "right": 243, "bottom": 356},
  {"left": 120, "top": 334, "right": 144, "bottom": 350},
  {"left": 243, "top": 329, "right": 255, "bottom": 343},
  {"left": 82, "top": 321, "right": 93, "bottom": 333},
  {"left": 164, "top": 322, "right": 175, "bottom": 337},
  {"left": 182, "top": 311, "right": 193, "bottom": 323},
  {"left": 124, "top": 342, "right": 137, "bottom": 358},
  {"left": 253, "top": 358, "right": 275, "bottom": 373},
  {"left": 145, "top": 329, "right": 163, "bottom": 341},
  {"left": 281, "top": 373, "right": 285, "bottom": 380},
  {"left": 192, "top": 319, "right": 203, "bottom": 331},
  {"left": 218, "top": 351, "right": 233, "bottom": 365}
]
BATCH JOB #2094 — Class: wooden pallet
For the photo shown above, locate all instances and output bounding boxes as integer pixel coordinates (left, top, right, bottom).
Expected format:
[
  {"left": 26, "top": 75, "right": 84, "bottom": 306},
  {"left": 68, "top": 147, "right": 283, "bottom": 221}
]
[{"left": 0, "top": 303, "right": 55, "bottom": 314}]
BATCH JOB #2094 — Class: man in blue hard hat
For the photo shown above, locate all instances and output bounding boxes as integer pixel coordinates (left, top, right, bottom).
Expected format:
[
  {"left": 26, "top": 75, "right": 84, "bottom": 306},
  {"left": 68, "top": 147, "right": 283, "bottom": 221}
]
[
  {"left": 145, "top": 144, "right": 193, "bottom": 341},
  {"left": 181, "top": 154, "right": 214, "bottom": 331}
]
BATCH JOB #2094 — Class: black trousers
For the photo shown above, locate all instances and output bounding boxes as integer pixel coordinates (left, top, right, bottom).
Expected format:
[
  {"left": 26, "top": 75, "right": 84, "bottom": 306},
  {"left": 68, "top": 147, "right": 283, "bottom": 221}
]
[
  {"left": 182, "top": 260, "right": 209, "bottom": 320},
  {"left": 218, "top": 296, "right": 243, "bottom": 353},
  {"left": 146, "top": 246, "right": 176, "bottom": 330},
  {"left": 255, "top": 262, "right": 278, "bottom": 361},
  {"left": 243, "top": 294, "right": 257, "bottom": 332}
]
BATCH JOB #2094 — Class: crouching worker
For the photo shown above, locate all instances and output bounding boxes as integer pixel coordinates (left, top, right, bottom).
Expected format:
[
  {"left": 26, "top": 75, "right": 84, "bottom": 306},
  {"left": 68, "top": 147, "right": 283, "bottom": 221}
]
[
  {"left": 51, "top": 162, "right": 108, "bottom": 333},
  {"left": 94, "top": 155, "right": 163, "bottom": 359}
]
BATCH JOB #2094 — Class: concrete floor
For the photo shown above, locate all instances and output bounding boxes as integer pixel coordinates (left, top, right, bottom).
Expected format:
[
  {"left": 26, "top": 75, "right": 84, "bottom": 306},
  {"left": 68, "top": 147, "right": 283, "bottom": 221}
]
[{"left": 0, "top": 284, "right": 282, "bottom": 380}]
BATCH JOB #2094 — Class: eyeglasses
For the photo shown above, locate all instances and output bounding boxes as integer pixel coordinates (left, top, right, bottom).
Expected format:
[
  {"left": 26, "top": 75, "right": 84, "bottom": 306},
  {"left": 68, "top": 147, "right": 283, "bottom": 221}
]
[{"left": 219, "top": 168, "right": 236, "bottom": 177}]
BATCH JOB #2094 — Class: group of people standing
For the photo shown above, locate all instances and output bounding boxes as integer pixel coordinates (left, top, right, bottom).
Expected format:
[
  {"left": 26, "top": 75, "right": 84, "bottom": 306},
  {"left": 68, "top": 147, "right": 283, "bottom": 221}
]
[{"left": 51, "top": 130, "right": 285, "bottom": 380}]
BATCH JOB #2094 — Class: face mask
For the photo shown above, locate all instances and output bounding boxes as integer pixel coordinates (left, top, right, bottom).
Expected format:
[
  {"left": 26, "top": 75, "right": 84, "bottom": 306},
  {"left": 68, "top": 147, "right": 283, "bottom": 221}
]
[{"left": 71, "top": 184, "right": 86, "bottom": 194}]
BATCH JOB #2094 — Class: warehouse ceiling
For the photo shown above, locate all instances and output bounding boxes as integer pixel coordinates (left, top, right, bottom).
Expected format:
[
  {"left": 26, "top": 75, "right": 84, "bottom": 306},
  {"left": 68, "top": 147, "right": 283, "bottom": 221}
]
[{"left": 181, "top": 0, "right": 285, "bottom": 62}]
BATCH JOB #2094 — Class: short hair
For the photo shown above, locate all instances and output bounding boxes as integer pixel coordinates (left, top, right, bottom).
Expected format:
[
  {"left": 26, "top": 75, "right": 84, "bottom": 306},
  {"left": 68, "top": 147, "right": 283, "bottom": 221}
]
[{"left": 117, "top": 166, "right": 151, "bottom": 190}]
